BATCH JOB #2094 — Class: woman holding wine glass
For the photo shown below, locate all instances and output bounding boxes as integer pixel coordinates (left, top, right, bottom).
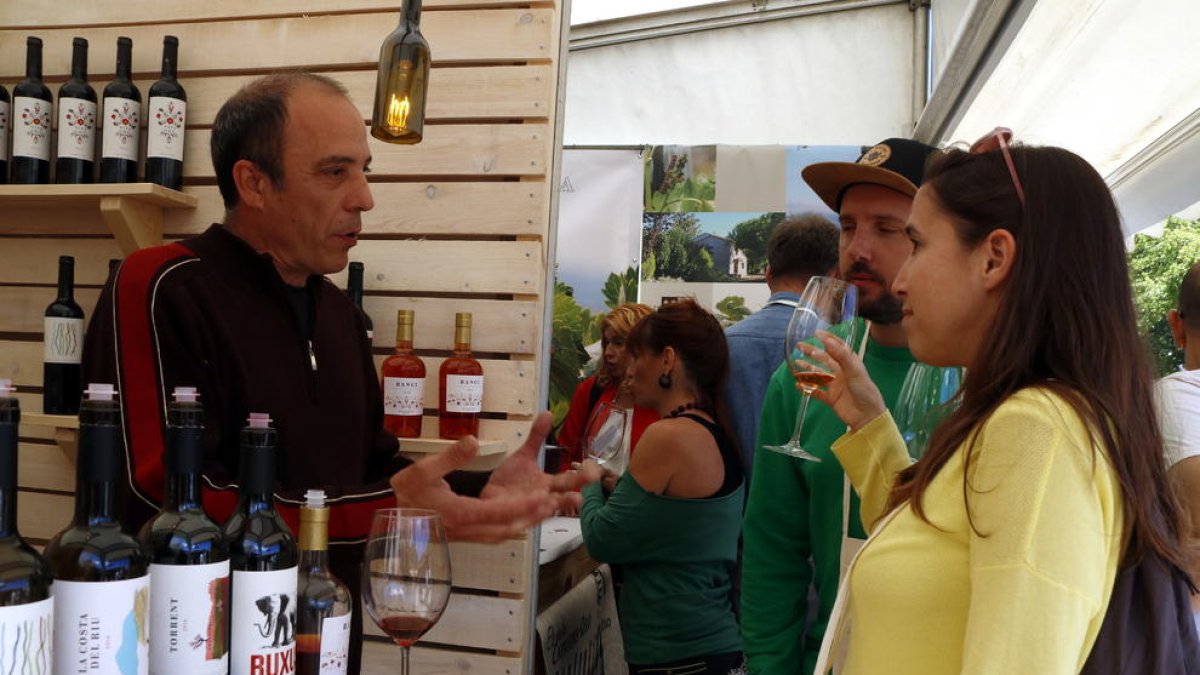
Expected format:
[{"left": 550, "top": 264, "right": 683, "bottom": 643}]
[
  {"left": 803, "top": 132, "right": 1192, "bottom": 674},
  {"left": 579, "top": 299, "right": 745, "bottom": 674},
  {"left": 557, "top": 303, "right": 657, "bottom": 471}
]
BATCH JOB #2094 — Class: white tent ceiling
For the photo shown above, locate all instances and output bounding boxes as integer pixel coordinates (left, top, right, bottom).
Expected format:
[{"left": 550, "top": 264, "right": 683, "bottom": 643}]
[{"left": 564, "top": 0, "right": 1200, "bottom": 234}]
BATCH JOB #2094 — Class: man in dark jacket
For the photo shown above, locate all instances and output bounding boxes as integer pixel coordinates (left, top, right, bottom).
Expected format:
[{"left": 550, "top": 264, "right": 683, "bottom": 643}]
[{"left": 83, "top": 71, "right": 595, "bottom": 673}]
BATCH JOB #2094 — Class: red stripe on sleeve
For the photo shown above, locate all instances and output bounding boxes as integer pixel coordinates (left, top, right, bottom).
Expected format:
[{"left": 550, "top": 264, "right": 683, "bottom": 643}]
[{"left": 114, "top": 243, "right": 196, "bottom": 508}]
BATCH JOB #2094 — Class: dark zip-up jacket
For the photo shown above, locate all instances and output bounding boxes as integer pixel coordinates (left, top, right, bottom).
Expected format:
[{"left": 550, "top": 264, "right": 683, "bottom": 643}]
[{"left": 83, "top": 224, "right": 486, "bottom": 673}]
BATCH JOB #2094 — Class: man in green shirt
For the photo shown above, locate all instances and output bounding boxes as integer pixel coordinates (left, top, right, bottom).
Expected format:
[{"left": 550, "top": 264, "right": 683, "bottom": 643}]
[{"left": 741, "top": 138, "right": 938, "bottom": 674}]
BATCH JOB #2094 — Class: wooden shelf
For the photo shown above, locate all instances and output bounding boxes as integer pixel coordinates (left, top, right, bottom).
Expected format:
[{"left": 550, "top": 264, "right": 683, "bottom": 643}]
[
  {"left": 0, "top": 183, "right": 197, "bottom": 255},
  {"left": 22, "top": 412, "right": 80, "bottom": 429},
  {"left": 398, "top": 437, "right": 509, "bottom": 471},
  {"left": 22, "top": 414, "right": 509, "bottom": 470},
  {"left": 20, "top": 413, "right": 80, "bottom": 464}
]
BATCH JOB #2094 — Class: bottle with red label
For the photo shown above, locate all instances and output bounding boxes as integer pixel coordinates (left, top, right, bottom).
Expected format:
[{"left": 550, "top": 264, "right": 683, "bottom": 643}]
[
  {"left": 381, "top": 309, "right": 426, "bottom": 438},
  {"left": 438, "top": 312, "right": 483, "bottom": 439}
]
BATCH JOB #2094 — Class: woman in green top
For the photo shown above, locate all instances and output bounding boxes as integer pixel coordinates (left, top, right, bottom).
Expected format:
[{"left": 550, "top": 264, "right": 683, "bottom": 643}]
[{"left": 580, "top": 299, "right": 745, "bottom": 674}]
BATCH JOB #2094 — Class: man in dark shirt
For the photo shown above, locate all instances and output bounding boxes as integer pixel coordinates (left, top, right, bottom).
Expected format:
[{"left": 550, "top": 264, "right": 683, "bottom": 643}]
[{"left": 83, "top": 71, "right": 595, "bottom": 673}]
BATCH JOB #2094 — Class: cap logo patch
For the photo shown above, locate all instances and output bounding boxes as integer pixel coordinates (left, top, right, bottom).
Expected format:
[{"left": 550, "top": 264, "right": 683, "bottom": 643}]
[{"left": 859, "top": 144, "right": 891, "bottom": 166}]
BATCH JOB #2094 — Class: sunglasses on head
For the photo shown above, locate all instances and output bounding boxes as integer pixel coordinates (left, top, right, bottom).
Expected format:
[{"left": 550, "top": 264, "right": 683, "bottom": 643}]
[{"left": 969, "top": 127, "right": 1025, "bottom": 206}]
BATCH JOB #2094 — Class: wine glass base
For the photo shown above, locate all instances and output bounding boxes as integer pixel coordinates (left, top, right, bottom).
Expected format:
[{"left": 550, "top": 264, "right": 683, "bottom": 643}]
[{"left": 762, "top": 443, "right": 822, "bottom": 462}]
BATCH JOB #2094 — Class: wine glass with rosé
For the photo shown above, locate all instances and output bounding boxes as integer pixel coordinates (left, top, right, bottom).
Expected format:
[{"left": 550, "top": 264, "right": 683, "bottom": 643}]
[
  {"left": 362, "top": 509, "right": 451, "bottom": 675},
  {"left": 763, "top": 276, "right": 858, "bottom": 462}
]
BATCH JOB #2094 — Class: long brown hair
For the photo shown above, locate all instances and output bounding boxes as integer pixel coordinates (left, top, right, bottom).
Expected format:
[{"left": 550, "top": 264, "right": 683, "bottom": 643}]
[{"left": 889, "top": 145, "right": 1188, "bottom": 570}]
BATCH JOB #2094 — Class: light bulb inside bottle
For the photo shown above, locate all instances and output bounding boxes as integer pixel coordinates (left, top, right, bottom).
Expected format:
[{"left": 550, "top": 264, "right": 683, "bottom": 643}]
[{"left": 386, "top": 92, "right": 412, "bottom": 132}]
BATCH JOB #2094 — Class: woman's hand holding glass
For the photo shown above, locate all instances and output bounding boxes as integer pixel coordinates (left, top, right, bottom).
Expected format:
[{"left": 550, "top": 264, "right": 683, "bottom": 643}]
[
  {"left": 800, "top": 330, "right": 887, "bottom": 433},
  {"left": 763, "top": 276, "right": 858, "bottom": 461}
]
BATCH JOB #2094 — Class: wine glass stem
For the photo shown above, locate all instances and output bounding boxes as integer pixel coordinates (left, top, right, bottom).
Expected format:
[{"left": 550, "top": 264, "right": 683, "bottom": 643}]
[
  {"left": 401, "top": 645, "right": 411, "bottom": 675},
  {"left": 788, "top": 392, "right": 814, "bottom": 445}
]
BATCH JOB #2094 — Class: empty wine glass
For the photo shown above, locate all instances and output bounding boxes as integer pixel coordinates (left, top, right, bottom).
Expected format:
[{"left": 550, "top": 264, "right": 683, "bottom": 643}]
[
  {"left": 763, "top": 276, "right": 858, "bottom": 462},
  {"left": 894, "top": 363, "right": 962, "bottom": 459},
  {"left": 583, "top": 401, "right": 630, "bottom": 467},
  {"left": 362, "top": 509, "right": 452, "bottom": 675}
]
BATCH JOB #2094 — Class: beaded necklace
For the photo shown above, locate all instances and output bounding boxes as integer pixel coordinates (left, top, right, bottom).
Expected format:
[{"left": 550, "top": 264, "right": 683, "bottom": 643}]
[{"left": 664, "top": 401, "right": 711, "bottom": 419}]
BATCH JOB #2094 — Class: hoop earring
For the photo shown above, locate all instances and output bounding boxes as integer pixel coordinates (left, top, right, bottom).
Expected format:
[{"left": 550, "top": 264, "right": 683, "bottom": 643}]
[{"left": 658, "top": 373, "right": 672, "bottom": 389}]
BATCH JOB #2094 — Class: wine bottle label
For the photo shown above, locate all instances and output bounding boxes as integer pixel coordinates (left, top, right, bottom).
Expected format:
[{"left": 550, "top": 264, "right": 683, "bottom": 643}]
[
  {"left": 147, "top": 96, "right": 186, "bottom": 161},
  {"left": 44, "top": 316, "right": 84, "bottom": 364},
  {"left": 317, "top": 614, "right": 351, "bottom": 674},
  {"left": 12, "top": 96, "right": 52, "bottom": 161},
  {"left": 0, "top": 100, "right": 9, "bottom": 160},
  {"left": 445, "top": 375, "right": 484, "bottom": 413},
  {"left": 52, "top": 576, "right": 150, "bottom": 675},
  {"left": 0, "top": 597, "right": 53, "bottom": 673},
  {"left": 230, "top": 567, "right": 298, "bottom": 675},
  {"left": 384, "top": 377, "right": 425, "bottom": 416},
  {"left": 149, "top": 561, "right": 231, "bottom": 674},
  {"left": 102, "top": 97, "right": 141, "bottom": 161},
  {"left": 57, "top": 97, "right": 98, "bottom": 161},
  {"left": 366, "top": 329, "right": 374, "bottom": 341}
]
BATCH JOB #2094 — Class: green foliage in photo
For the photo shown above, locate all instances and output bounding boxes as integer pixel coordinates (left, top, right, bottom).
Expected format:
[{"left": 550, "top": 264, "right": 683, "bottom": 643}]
[
  {"left": 644, "top": 146, "right": 716, "bottom": 213},
  {"left": 716, "top": 295, "right": 751, "bottom": 327},
  {"left": 1129, "top": 217, "right": 1200, "bottom": 376},
  {"left": 730, "top": 212, "right": 786, "bottom": 274}
]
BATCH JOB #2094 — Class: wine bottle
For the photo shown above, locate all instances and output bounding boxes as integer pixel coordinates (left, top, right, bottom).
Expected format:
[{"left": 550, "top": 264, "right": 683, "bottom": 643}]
[
  {"left": 44, "top": 383, "right": 151, "bottom": 674},
  {"left": 55, "top": 37, "right": 98, "bottom": 184},
  {"left": 295, "top": 490, "right": 352, "bottom": 675},
  {"left": 439, "top": 312, "right": 484, "bottom": 439},
  {"left": 0, "top": 379, "right": 54, "bottom": 672},
  {"left": 100, "top": 36, "right": 142, "bottom": 184},
  {"left": 43, "top": 255, "right": 84, "bottom": 415},
  {"left": 139, "top": 387, "right": 230, "bottom": 675},
  {"left": 346, "top": 261, "right": 374, "bottom": 346},
  {"left": 0, "top": 83, "right": 10, "bottom": 183},
  {"left": 382, "top": 309, "right": 425, "bottom": 438},
  {"left": 10, "top": 36, "right": 53, "bottom": 185},
  {"left": 145, "top": 35, "right": 186, "bottom": 190},
  {"left": 224, "top": 413, "right": 298, "bottom": 675},
  {"left": 370, "top": 0, "right": 430, "bottom": 144}
]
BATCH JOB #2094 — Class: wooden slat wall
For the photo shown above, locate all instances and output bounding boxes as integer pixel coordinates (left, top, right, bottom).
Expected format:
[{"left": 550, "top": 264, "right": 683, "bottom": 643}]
[{"left": 0, "top": 0, "right": 567, "bottom": 671}]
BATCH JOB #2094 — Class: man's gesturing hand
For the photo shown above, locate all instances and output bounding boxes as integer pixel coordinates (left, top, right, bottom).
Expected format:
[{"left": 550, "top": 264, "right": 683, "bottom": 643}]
[{"left": 389, "top": 412, "right": 602, "bottom": 543}]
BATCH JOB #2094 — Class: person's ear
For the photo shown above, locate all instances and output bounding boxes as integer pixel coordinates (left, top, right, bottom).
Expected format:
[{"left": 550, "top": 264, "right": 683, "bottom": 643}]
[
  {"left": 980, "top": 228, "right": 1017, "bottom": 291},
  {"left": 661, "top": 346, "right": 676, "bottom": 375},
  {"left": 231, "top": 159, "right": 269, "bottom": 211},
  {"left": 1168, "top": 309, "right": 1187, "bottom": 350}
]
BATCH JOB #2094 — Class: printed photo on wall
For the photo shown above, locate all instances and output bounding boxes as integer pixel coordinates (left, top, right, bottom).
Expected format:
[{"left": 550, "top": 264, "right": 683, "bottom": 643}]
[{"left": 644, "top": 145, "right": 717, "bottom": 213}]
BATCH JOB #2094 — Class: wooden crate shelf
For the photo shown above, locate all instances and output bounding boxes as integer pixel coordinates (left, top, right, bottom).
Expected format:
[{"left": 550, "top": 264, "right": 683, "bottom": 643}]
[{"left": 0, "top": 183, "right": 197, "bottom": 255}]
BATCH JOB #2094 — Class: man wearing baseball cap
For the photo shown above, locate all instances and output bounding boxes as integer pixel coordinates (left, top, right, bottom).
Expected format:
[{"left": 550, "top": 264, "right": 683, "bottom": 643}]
[{"left": 741, "top": 138, "right": 939, "bottom": 675}]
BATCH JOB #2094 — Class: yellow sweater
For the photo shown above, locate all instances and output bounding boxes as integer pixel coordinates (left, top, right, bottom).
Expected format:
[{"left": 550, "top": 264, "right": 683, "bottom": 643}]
[{"left": 828, "top": 388, "right": 1125, "bottom": 674}]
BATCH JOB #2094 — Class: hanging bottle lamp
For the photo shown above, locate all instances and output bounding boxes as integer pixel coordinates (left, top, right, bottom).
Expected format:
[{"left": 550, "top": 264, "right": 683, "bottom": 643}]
[{"left": 371, "top": 0, "right": 431, "bottom": 144}]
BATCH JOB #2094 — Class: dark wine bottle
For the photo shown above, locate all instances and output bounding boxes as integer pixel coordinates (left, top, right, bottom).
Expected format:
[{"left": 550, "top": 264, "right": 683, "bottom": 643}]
[
  {"left": 44, "top": 383, "right": 151, "bottom": 671},
  {"left": 145, "top": 35, "right": 186, "bottom": 190},
  {"left": 43, "top": 255, "right": 84, "bottom": 415},
  {"left": 439, "top": 312, "right": 484, "bottom": 439},
  {"left": 346, "top": 261, "right": 374, "bottom": 346},
  {"left": 295, "top": 490, "right": 352, "bottom": 675},
  {"left": 10, "top": 36, "right": 53, "bottom": 185},
  {"left": 139, "top": 387, "right": 230, "bottom": 675},
  {"left": 224, "top": 413, "right": 298, "bottom": 675},
  {"left": 0, "top": 83, "right": 10, "bottom": 183},
  {"left": 55, "top": 37, "right": 98, "bottom": 184},
  {"left": 0, "top": 380, "right": 54, "bottom": 672},
  {"left": 370, "top": 0, "right": 430, "bottom": 144},
  {"left": 100, "top": 36, "right": 142, "bottom": 184}
]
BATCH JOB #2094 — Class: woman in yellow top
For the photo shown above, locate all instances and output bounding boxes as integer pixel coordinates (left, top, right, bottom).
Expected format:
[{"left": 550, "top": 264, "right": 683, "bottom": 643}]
[{"left": 801, "top": 132, "right": 1190, "bottom": 674}]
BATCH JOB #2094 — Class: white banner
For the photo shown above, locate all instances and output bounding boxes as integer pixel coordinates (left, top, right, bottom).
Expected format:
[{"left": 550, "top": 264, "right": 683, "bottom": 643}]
[{"left": 556, "top": 149, "right": 644, "bottom": 313}]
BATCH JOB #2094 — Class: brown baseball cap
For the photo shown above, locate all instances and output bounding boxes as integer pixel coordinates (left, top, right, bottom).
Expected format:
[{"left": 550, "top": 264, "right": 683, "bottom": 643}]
[{"left": 802, "top": 138, "right": 940, "bottom": 212}]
